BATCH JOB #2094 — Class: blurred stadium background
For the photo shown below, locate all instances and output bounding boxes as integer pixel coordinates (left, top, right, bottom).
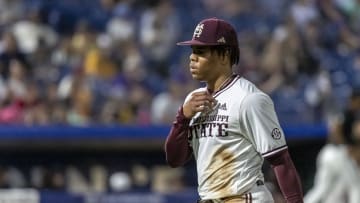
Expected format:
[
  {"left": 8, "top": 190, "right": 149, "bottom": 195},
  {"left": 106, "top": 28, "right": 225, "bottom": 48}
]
[{"left": 0, "top": 0, "right": 358, "bottom": 202}]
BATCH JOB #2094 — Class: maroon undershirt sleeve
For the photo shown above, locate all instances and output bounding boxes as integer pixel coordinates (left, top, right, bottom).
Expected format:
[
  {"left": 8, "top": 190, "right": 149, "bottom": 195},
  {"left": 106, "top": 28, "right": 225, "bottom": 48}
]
[
  {"left": 265, "top": 149, "right": 304, "bottom": 203},
  {"left": 164, "top": 106, "right": 193, "bottom": 168}
]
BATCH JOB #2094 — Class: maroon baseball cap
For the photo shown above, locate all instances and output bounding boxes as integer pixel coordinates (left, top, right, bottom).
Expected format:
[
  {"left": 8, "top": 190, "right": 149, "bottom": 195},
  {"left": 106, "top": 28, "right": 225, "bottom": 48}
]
[{"left": 177, "top": 17, "right": 238, "bottom": 46}]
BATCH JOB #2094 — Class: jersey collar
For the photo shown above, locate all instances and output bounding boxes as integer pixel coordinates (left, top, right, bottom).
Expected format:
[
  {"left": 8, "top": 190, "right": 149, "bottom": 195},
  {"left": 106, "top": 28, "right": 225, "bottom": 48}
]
[{"left": 208, "top": 74, "right": 239, "bottom": 97}]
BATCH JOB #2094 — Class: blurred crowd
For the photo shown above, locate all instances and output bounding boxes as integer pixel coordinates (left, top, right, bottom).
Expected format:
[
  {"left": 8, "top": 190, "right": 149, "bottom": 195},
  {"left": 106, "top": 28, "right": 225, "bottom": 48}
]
[{"left": 1, "top": 0, "right": 360, "bottom": 126}]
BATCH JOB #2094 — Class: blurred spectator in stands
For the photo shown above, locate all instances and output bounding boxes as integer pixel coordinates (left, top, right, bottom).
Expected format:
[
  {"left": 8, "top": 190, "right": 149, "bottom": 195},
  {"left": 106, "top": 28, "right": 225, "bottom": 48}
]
[
  {"left": 334, "top": 0, "right": 360, "bottom": 33},
  {"left": 351, "top": 51, "right": 360, "bottom": 89},
  {"left": 44, "top": 82, "right": 58, "bottom": 108},
  {"left": 23, "top": 81, "right": 50, "bottom": 125},
  {"left": 0, "top": 0, "right": 357, "bottom": 127},
  {"left": 66, "top": 72, "right": 94, "bottom": 126},
  {"left": 95, "top": 0, "right": 132, "bottom": 31},
  {"left": 317, "top": 0, "right": 360, "bottom": 50},
  {"left": 7, "top": 59, "right": 28, "bottom": 101},
  {"left": 106, "top": 3, "right": 136, "bottom": 44},
  {"left": 150, "top": 76, "right": 188, "bottom": 124},
  {"left": 200, "top": 0, "right": 224, "bottom": 16},
  {"left": 303, "top": 69, "right": 333, "bottom": 122},
  {"left": 301, "top": 18, "right": 322, "bottom": 61},
  {"left": 12, "top": 6, "right": 58, "bottom": 54},
  {"left": 139, "top": 0, "right": 180, "bottom": 79},
  {"left": 304, "top": 88, "right": 360, "bottom": 203},
  {"left": 50, "top": 102, "right": 68, "bottom": 125},
  {"left": 44, "top": 82, "right": 68, "bottom": 125},
  {"left": 0, "top": 99, "right": 24, "bottom": 123},
  {"left": 0, "top": 75, "right": 7, "bottom": 107},
  {"left": 99, "top": 98, "right": 121, "bottom": 125},
  {"left": 128, "top": 82, "right": 152, "bottom": 125},
  {"left": 71, "top": 20, "right": 96, "bottom": 63},
  {"left": 51, "top": 35, "right": 83, "bottom": 84},
  {"left": 258, "top": 16, "right": 301, "bottom": 94},
  {"left": 99, "top": 98, "right": 136, "bottom": 125},
  {"left": 83, "top": 33, "right": 118, "bottom": 80},
  {"left": 29, "top": 37, "right": 59, "bottom": 84},
  {"left": 256, "top": 0, "right": 288, "bottom": 22},
  {"left": 290, "top": 0, "right": 319, "bottom": 30},
  {"left": 237, "top": 43, "right": 260, "bottom": 84},
  {"left": 0, "top": 59, "right": 27, "bottom": 124},
  {"left": 0, "top": 0, "right": 24, "bottom": 27},
  {"left": 219, "top": 0, "right": 251, "bottom": 19},
  {"left": 120, "top": 40, "right": 145, "bottom": 85},
  {"left": 300, "top": 37, "right": 333, "bottom": 122},
  {"left": 0, "top": 31, "right": 29, "bottom": 79}
]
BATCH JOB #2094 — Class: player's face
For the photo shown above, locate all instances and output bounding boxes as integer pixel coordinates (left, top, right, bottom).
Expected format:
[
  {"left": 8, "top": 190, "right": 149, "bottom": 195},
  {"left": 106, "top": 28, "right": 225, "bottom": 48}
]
[{"left": 189, "top": 46, "right": 222, "bottom": 82}]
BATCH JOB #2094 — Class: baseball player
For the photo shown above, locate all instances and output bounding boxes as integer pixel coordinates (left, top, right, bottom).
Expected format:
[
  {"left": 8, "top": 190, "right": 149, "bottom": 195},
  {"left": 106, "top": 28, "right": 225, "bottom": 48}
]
[
  {"left": 305, "top": 90, "right": 360, "bottom": 203},
  {"left": 164, "top": 17, "right": 303, "bottom": 203}
]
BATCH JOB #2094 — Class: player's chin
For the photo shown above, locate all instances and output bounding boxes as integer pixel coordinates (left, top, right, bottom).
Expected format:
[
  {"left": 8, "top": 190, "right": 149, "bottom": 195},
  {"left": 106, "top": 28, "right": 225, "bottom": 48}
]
[{"left": 191, "top": 74, "right": 204, "bottom": 81}]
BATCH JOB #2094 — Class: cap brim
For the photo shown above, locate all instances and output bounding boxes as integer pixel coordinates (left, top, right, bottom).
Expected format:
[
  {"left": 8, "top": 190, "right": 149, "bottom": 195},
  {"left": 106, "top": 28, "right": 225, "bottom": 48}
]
[{"left": 176, "top": 40, "right": 219, "bottom": 46}]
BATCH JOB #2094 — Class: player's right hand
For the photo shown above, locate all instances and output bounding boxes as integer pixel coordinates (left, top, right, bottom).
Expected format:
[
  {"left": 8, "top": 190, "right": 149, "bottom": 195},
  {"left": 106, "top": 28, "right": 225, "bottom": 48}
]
[{"left": 182, "top": 90, "right": 216, "bottom": 118}]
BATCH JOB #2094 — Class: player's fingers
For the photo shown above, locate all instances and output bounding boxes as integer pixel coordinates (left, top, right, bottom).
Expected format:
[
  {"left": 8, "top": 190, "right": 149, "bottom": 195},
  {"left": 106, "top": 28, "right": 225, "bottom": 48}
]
[
  {"left": 192, "top": 100, "right": 209, "bottom": 108},
  {"left": 191, "top": 91, "right": 208, "bottom": 97},
  {"left": 192, "top": 104, "right": 207, "bottom": 112},
  {"left": 192, "top": 100, "right": 213, "bottom": 113},
  {"left": 192, "top": 95, "right": 208, "bottom": 102}
]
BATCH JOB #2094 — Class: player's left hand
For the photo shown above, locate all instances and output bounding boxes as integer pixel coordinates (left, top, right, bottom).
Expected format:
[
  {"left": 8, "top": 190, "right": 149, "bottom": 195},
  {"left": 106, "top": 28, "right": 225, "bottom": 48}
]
[{"left": 182, "top": 90, "right": 216, "bottom": 118}]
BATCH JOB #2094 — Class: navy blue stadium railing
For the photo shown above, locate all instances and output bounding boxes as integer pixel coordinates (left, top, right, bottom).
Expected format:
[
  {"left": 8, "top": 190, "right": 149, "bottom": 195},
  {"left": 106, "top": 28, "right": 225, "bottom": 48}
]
[
  {"left": 0, "top": 124, "right": 328, "bottom": 140},
  {"left": 41, "top": 190, "right": 199, "bottom": 203}
]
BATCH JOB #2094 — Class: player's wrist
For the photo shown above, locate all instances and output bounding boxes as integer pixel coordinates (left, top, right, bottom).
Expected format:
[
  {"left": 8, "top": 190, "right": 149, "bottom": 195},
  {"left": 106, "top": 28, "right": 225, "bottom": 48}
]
[
  {"left": 181, "top": 105, "right": 194, "bottom": 119},
  {"left": 177, "top": 106, "right": 192, "bottom": 122}
]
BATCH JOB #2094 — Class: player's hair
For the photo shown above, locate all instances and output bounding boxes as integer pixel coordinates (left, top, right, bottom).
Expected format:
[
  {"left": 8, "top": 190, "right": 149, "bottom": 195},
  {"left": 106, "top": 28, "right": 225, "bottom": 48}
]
[
  {"left": 342, "top": 88, "right": 360, "bottom": 145},
  {"left": 210, "top": 45, "right": 240, "bottom": 66},
  {"left": 342, "top": 110, "right": 360, "bottom": 146}
]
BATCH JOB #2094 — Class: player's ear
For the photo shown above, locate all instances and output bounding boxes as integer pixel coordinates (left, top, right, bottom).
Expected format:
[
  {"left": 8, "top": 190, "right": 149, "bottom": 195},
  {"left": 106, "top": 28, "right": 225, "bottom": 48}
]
[{"left": 220, "top": 49, "right": 230, "bottom": 65}]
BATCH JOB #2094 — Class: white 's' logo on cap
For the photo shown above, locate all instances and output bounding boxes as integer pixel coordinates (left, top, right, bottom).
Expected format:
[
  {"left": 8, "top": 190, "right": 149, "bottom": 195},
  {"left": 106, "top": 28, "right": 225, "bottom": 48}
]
[{"left": 193, "top": 23, "right": 204, "bottom": 38}]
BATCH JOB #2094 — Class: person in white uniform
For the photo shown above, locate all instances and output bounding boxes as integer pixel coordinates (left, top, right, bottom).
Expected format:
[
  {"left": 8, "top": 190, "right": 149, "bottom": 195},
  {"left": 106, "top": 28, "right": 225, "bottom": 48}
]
[
  {"left": 305, "top": 91, "right": 360, "bottom": 203},
  {"left": 164, "top": 17, "right": 304, "bottom": 203}
]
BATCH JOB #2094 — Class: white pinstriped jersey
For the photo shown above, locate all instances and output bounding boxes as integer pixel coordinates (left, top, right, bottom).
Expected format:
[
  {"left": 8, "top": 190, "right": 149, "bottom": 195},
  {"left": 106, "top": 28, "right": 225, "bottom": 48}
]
[{"left": 185, "top": 75, "right": 287, "bottom": 200}]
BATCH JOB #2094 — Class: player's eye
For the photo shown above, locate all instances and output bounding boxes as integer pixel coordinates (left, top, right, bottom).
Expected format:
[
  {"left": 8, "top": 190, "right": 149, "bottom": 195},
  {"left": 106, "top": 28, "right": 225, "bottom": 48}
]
[
  {"left": 192, "top": 47, "right": 208, "bottom": 55},
  {"left": 193, "top": 50, "right": 204, "bottom": 54}
]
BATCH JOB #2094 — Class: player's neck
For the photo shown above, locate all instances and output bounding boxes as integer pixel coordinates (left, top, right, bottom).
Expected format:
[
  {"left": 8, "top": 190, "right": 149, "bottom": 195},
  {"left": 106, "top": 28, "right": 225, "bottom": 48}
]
[{"left": 207, "top": 73, "right": 234, "bottom": 94}]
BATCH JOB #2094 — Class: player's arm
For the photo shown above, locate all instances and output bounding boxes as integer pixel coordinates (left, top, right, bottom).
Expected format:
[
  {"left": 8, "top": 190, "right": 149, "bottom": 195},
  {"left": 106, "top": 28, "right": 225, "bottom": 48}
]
[
  {"left": 165, "top": 106, "right": 192, "bottom": 168},
  {"left": 265, "top": 149, "right": 304, "bottom": 203},
  {"left": 165, "top": 90, "right": 215, "bottom": 167},
  {"left": 240, "top": 93, "right": 303, "bottom": 203}
]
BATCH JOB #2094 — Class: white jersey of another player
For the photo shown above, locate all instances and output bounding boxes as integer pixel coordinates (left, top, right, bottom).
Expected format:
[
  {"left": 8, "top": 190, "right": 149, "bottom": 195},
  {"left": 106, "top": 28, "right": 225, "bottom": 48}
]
[
  {"left": 185, "top": 75, "right": 287, "bottom": 200},
  {"left": 304, "top": 144, "right": 360, "bottom": 203}
]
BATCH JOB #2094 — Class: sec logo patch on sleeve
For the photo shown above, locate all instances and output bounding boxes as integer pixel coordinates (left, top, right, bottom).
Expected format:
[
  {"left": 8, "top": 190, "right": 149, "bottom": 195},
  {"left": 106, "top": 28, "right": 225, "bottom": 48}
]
[{"left": 271, "top": 128, "right": 282, "bottom": 140}]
